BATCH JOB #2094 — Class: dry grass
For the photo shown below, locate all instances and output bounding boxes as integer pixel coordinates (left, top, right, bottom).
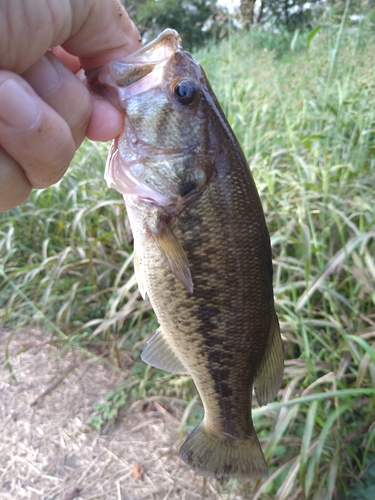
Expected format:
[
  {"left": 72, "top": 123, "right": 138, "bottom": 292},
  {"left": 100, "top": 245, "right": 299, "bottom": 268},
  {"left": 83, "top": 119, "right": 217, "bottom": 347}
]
[{"left": 0, "top": 329, "right": 237, "bottom": 500}]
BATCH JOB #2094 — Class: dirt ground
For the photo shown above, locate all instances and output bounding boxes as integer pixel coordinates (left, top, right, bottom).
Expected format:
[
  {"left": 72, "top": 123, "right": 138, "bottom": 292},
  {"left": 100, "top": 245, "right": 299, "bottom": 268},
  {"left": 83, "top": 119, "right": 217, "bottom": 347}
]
[{"left": 0, "top": 328, "right": 241, "bottom": 500}]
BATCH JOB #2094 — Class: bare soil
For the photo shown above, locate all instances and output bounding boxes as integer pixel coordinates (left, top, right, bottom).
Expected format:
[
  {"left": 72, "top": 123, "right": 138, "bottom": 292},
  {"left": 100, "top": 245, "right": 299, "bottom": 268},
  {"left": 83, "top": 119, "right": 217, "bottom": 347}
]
[{"left": 0, "top": 328, "right": 240, "bottom": 500}]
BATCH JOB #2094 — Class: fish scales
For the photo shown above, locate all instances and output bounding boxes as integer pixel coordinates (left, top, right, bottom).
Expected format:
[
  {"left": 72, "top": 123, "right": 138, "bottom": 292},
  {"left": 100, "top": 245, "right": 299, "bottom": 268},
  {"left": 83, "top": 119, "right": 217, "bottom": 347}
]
[
  {"left": 135, "top": 174, "right": 272, "bottom": 421},
  {"left": 88, "top": 29, "right": 283, "bottom": 481}
]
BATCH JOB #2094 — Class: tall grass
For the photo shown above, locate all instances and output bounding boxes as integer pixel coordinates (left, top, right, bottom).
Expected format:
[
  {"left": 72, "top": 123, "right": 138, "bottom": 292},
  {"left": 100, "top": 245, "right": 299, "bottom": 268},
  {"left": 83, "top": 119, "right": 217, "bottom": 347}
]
[
  {"left": 1, "top": 16, "right": 375, "bottom": 499},
  {"left": 196, "top": 17, "right": 375, "bottom": 499}
]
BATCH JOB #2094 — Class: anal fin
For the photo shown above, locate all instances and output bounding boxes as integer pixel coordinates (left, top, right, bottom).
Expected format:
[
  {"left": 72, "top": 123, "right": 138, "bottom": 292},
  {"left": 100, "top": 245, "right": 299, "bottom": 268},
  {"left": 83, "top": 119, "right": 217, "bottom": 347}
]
[
  {"left": 141, "top": 327, "right": 188, "bottom": 374},
  {"left": 254, "top": 311, "right": 284, "bottom": 406}
]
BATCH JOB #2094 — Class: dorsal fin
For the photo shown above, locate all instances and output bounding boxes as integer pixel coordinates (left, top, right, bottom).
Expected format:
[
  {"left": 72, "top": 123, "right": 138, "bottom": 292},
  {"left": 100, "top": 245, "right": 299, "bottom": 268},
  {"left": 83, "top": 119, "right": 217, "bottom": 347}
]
[{"left": 254, "top": 311, "right": 284, "bottom": 406}]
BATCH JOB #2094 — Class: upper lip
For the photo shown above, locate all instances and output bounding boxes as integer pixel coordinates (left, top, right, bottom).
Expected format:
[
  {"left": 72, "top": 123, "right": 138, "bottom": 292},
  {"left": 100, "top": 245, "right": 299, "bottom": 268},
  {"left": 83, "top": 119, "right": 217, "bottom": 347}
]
[{"left": 110, "top": 29, "right": 182, "bottom": 89}]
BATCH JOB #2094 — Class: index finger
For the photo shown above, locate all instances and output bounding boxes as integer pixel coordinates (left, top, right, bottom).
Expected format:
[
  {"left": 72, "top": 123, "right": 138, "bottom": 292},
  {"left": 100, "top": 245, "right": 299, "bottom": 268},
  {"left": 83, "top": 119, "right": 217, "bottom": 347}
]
[{"left": 61, "top": 1, "right": 142, "bottom": 71}]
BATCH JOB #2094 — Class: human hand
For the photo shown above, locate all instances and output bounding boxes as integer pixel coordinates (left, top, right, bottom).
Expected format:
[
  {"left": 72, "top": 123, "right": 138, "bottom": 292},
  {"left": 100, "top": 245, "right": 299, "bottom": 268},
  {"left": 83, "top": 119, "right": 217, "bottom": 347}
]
[{"left": 0, "top": 0, "right": 141, "bottom": 211}]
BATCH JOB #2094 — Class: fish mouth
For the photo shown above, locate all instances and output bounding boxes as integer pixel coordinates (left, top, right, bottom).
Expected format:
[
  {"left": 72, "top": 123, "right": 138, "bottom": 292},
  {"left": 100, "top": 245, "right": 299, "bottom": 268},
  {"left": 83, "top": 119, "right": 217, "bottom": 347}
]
[
  {"left": 114, "top": 29, "right": 182, "bottom": 67},
  {"left": 89, "top": 29, "right": 182, "bottom": 105},
  {"left": 112, "top": 29, "right": 182, "bottom": 88}
]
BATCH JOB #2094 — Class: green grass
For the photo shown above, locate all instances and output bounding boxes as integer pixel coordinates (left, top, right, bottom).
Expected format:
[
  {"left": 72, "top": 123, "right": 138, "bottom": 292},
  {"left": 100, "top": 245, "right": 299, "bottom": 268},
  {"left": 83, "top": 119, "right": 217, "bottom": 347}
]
[{"left": 1, "top": 15, "right": 375, "bottom": 500}]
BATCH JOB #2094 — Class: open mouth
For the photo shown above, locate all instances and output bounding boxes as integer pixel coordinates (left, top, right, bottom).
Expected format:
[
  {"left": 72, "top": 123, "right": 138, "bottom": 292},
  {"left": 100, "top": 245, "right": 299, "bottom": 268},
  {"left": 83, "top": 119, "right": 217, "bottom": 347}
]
[
  {"left": 113, "top": 29, "right": 182, "bottom": 71},
  {"left": 113, "top": 30, "right": 182, "bottom": 101},
  {"left": 90, "top": 29, "right": 183, "bottom": 104}
]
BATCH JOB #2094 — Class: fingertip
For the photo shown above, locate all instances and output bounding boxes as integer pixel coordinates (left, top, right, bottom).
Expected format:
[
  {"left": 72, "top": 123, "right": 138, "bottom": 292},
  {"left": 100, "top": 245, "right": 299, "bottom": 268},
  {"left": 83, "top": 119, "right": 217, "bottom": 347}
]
[
  {"left": 0, "top": 148, "right": 32, "bottom": 212},
  {"left": 73, "top": 4, "right": 142, "bottom": 71},
  {"left": 86, "top": 94, "right": 124, "bottom": 142}
]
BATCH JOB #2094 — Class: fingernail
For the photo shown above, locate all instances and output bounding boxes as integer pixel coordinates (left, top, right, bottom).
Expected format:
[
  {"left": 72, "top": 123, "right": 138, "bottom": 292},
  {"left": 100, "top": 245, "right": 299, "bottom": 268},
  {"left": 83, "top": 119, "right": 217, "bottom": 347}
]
[
  {"left": 0, "top": 79, "right": 41, "bottom": 131},
  {"left": 23, "top": 54, "right": 60, "bottom": 95}
]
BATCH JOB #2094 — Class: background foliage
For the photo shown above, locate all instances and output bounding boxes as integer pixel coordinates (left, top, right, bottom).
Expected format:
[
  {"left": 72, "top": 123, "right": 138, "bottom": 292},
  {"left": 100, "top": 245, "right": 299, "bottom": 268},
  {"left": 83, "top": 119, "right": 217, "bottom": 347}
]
[
  {"left": 123, "top": 0, "right": 375, "bottom": 49},
  {"left": 1, "top": 2, "right": 375, "bottom": 499},
  {"left": 128, "top": 0, "right": 226, "bottom": 50}
]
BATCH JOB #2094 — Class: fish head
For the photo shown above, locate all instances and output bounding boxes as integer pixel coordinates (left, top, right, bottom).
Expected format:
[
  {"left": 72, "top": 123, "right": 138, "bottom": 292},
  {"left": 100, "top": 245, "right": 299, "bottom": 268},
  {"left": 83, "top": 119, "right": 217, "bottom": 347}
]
[{"left": 88, "top": 30, "right": 216, "bottom": 209}]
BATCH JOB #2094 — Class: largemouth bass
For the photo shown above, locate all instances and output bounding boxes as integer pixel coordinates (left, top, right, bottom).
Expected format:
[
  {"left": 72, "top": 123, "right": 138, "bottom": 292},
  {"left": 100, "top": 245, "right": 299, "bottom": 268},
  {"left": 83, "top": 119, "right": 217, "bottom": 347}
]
[{"left": 88, "top": 29, "right": 283, "bottom": 480}]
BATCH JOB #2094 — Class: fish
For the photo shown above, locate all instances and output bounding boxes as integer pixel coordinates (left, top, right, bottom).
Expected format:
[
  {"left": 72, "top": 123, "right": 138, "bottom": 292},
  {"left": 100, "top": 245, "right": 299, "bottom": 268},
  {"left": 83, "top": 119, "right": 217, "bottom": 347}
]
[{"left": 88, "top": 29, "right": 283, "bottom": 481}]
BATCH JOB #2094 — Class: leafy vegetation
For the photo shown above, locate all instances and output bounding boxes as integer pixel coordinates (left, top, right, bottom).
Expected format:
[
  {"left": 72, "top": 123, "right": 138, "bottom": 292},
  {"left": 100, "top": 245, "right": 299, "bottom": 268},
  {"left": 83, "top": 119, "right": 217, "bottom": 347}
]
[
  {"left": 252, "top": 0, "right": 371, "bottom": 30},
  {"left": 1, "top": 13, "right": 375, "bottom": 500},
  {"left": 127, "top": 0, "right": 229, "bottom": 50},
  {"left": 125, "top": 0, "right": 375, "bottom": 48}
]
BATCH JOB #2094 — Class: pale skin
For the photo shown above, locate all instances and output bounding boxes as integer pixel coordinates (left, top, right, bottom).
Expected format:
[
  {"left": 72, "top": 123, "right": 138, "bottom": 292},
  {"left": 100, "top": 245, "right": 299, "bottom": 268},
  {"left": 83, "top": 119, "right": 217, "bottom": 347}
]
[{"left": 0, "top": 0, "right": 142, "bottom": 211}]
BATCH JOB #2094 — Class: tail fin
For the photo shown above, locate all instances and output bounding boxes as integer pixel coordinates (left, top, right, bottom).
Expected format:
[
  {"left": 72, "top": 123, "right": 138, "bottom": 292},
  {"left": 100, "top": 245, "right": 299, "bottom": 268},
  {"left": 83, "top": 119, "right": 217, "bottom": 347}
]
[{"left": 179, "top": 423, "right": 267, "bottom": 480}]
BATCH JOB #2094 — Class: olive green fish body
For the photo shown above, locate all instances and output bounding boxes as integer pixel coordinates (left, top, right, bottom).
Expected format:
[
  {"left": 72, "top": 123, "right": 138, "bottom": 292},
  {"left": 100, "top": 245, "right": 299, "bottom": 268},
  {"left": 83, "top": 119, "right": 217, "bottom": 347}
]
[{"left": 89, "top": 29, "right": 283, "bottom": 480}]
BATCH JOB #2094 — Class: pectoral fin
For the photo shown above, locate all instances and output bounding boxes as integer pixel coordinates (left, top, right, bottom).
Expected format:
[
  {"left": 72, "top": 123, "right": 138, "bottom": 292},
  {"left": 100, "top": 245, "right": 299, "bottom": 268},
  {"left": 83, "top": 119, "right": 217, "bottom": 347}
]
[
  {"left": 134, "top": 246, "right": 147, "bottom": 299},
  {"left": 154, "top": 224, "right": 193, "bottom": 293},
  {"left": 254, "top": 311, "right": 284, "bottom": 406},
  {"left": 141, "top": 327, "right": 188, "bottom": 374}
]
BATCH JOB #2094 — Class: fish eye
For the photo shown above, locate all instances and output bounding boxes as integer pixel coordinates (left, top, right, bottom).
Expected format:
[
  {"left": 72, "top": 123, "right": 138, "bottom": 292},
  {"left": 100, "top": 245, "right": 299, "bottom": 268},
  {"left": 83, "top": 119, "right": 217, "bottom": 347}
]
[{"left": 173, "top": 79, "right": 198, "bottom": 105}]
